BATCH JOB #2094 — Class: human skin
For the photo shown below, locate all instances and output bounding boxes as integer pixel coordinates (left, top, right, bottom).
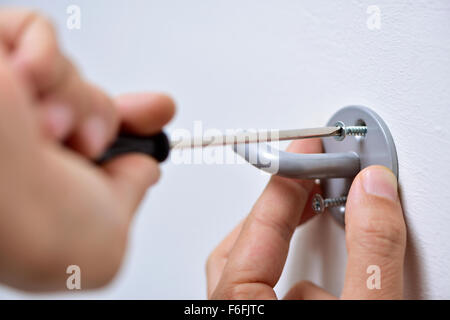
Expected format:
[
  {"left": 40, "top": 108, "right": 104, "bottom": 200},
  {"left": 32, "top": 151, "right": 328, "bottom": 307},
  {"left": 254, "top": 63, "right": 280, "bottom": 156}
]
[
  {"left": 207, "top": 139, "right": 407, "bottom": 300},
  {"left": 0, "top": 8, "right": 175, "bottom": 291}
]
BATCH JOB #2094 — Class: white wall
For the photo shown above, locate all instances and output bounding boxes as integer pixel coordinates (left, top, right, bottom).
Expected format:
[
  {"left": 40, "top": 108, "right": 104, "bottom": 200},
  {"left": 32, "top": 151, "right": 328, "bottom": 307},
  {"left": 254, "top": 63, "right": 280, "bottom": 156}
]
[{"left": 0, "top": 0, "right": 449, "bottom": 299}]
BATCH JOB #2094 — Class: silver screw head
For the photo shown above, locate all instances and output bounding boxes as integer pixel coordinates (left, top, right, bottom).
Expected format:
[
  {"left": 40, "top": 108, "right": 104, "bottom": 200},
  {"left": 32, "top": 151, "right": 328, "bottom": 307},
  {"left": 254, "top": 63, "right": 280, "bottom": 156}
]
[
  {"left": 334, "top": 121, "right": 346, "bottom": 141},
  {"left": 334, "top": 121, "right": 367, "bottom": 141},
  {"left": 312, "top": 194, "right": 348, "bottom": 214},
  {"left": 312, "top": 194, "right": 325, "bottom": 213}
]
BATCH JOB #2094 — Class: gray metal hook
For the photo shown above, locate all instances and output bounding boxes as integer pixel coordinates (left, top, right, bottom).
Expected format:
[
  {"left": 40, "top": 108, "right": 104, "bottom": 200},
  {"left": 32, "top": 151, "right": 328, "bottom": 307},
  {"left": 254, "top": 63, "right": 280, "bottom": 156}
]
[
  {"left": 233, "top": 143, "right": 360, "bottom": 179},
  {"left": 232, "top": 106, "right": 398, "bottom": 226}
]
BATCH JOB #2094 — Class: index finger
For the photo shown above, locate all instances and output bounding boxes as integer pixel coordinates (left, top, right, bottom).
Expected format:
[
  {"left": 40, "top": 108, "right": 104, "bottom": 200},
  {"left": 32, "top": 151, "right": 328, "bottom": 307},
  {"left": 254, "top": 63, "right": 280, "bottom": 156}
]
[{"left": 211, "top": 139, "right": 322, "bottom": 299}]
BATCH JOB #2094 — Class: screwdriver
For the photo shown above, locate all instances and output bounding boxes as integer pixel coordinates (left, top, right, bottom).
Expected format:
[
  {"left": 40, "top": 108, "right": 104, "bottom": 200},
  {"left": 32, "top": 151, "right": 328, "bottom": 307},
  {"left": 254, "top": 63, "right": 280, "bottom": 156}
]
[{"left": 97, "top": 126, "right": 354, "bottom": 164}]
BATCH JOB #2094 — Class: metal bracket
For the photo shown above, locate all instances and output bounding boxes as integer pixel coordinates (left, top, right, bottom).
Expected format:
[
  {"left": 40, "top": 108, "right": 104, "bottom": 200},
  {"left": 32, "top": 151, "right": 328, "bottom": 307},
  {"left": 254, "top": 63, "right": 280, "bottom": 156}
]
[
  {"left": 233, "top": 106, "right": 398, "bottom": 226},
  {"left": 322, "top": 106, "right": 398, "bottom": 225}
]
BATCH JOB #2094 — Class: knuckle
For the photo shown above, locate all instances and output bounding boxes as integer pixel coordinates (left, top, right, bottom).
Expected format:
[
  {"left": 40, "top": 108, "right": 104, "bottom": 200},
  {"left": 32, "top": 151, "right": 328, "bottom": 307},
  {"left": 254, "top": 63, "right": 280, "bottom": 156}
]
[
  {"left": 22, "top": 14, "right": 62, "bottom": 87},
  {"left": 252, "top": 212, "right": 294, "bottom": 244},
  {"left": 33, "top": 12, "right": 56, "bottom": 32},
  {"left": 88, "top": 85, "right": 120, "bottom": 137},
  {"left": 14, "top": 8, "right": 39, "bottom": 27},
  {"left": 24, "top": 11, "right": 57, "bottom": 40}
]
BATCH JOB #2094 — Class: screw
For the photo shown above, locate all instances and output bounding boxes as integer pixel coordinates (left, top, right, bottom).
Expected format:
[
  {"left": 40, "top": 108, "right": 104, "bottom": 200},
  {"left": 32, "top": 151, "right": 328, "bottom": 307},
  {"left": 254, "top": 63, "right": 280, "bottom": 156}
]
[
  {"left": 312, "top": 194, "right": 348, "bottom": 214},
  {"left": 334, "top": 121, "right": 367, "bottom": 141}
]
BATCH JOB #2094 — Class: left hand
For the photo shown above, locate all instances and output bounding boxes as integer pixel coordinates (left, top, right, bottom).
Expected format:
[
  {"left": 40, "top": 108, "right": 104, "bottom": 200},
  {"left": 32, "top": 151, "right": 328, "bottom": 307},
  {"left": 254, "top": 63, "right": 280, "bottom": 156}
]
[
  {"left": 207, "top": 139, "right": 407, "bottom": 300},
  {"left": 0, "top": 8, "right": 175, "bottom": 291}
]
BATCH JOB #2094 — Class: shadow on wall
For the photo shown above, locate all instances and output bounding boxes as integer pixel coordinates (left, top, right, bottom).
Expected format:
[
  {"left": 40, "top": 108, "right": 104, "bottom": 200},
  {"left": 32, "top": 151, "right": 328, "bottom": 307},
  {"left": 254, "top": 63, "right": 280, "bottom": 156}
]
[{"left": 401, "top": 186, "right": 427, "bottom": 299}]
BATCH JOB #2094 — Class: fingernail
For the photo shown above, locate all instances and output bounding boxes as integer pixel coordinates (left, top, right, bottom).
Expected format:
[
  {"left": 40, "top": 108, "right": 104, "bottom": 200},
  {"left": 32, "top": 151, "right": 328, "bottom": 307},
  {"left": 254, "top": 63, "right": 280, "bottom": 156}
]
[
  {"left": 81, "top": 116, "right": 107, "bottom": 156},
  {"left": 362, "top": 167, "right": 398, "bottom": 202},
  {"left": 44, "top": 104, "right": 73, "bottom": 140}
]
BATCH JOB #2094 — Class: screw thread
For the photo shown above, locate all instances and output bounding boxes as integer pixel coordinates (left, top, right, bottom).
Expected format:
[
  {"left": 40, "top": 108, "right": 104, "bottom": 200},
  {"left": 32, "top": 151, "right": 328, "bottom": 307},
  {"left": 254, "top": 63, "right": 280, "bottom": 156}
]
[
  {"left": 324, "top": 196, "right": 348, "bottom": 208},
  {"left": 344, "top": 126, "right": 367, "bottom": 137}
]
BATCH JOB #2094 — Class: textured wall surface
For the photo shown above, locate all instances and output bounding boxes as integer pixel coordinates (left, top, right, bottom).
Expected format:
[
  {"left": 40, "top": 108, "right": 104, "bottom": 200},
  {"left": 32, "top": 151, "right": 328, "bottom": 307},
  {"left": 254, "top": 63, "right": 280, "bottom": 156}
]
[{"left": 0, "top": 0, "right": 449, "bottom": 299}]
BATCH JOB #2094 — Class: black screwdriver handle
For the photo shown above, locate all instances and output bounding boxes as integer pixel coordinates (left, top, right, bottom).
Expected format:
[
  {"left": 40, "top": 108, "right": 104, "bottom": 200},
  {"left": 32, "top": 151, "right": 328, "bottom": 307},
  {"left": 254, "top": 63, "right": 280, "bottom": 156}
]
[{"left": 97, "top": 131, "right": 170, "bottom": 164}]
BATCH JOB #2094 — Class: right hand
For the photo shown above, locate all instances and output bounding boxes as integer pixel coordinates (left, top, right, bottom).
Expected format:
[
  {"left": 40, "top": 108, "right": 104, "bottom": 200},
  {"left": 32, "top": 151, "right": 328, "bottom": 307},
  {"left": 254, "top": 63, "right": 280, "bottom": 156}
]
[{"left": 0, "top": 8, "right": 175, "bottom": 291}]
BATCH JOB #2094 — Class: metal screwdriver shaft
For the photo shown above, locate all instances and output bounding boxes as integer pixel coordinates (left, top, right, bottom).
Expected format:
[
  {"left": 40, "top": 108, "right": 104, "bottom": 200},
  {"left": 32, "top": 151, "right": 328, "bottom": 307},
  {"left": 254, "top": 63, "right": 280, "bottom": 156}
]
[
  {"left": 170, "top": 123, "right": 367, "bottom": 150},
  {"left": 170, "top": 127, "right": 342, "bottom": 150}
]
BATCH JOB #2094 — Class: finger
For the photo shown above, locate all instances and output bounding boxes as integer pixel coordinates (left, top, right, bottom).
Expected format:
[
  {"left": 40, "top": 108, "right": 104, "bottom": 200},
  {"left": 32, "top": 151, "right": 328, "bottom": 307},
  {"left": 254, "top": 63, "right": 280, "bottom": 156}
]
[
  {"left": 39, "top": 79, "right": 120, "bottom": 158},
  {"left": 103, "top": 154, "right": 160, "bottom": 219},
  {"left": 63, "top": 83, "right": 120, "bottom": 158},
  {"left": 1, "top": 9, "right": 66, "bottom": 94},
  {"left": 206, "top": 142, "right": 322, "bottom": 298},
  {"left": 100, "top": 93, "right": 175, "bottom": 219},
  {"left": 211, "top": 139, "right": 322, "bottom": 300},
  {"left": 0, "top": 45, "right": 33, "bottom": 131},
  {"left": 115, "top": 93, "right": 176, "bottom": 135},
  {"left": 0, "top": 8, "right": 29, "bottom": 49},
  {"left": 206, "top": 220, "right": 245, "bottom": 298},
  {"left": 286, "top": 140, "right": 323, "bottom": 224},
  {"left": 341, "top": 166, "right": 406, "bottom": 299},
  {"left": 0, "top": 9, "right": 119, "bottom": 157},
  {"left": 283, "top": 281, "right": 337, "bottom": 300}
]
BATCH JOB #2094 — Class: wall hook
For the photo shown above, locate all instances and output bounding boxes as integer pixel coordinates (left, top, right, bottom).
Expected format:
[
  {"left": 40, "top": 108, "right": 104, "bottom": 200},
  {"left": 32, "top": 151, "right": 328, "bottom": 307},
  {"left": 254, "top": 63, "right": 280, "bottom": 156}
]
[{"left": 233, "top": 105, "right": 398, "bottom": 225}]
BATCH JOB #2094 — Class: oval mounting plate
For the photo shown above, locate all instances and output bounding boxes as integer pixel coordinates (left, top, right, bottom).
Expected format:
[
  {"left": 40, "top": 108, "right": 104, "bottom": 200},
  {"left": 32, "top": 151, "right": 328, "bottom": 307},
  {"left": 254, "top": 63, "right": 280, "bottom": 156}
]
[{"left": 322, "top": 106, "right": 398, "bottom": 226}]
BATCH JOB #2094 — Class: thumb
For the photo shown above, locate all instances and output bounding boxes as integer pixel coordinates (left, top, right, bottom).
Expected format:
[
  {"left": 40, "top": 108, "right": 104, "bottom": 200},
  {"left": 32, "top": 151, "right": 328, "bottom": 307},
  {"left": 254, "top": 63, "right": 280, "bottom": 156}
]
[
  {"left": 341, "top": 166, "right": 406, "bottom": 299},
  {"left": 102, "top": 155, "right": 161, "bottom": 218}
]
